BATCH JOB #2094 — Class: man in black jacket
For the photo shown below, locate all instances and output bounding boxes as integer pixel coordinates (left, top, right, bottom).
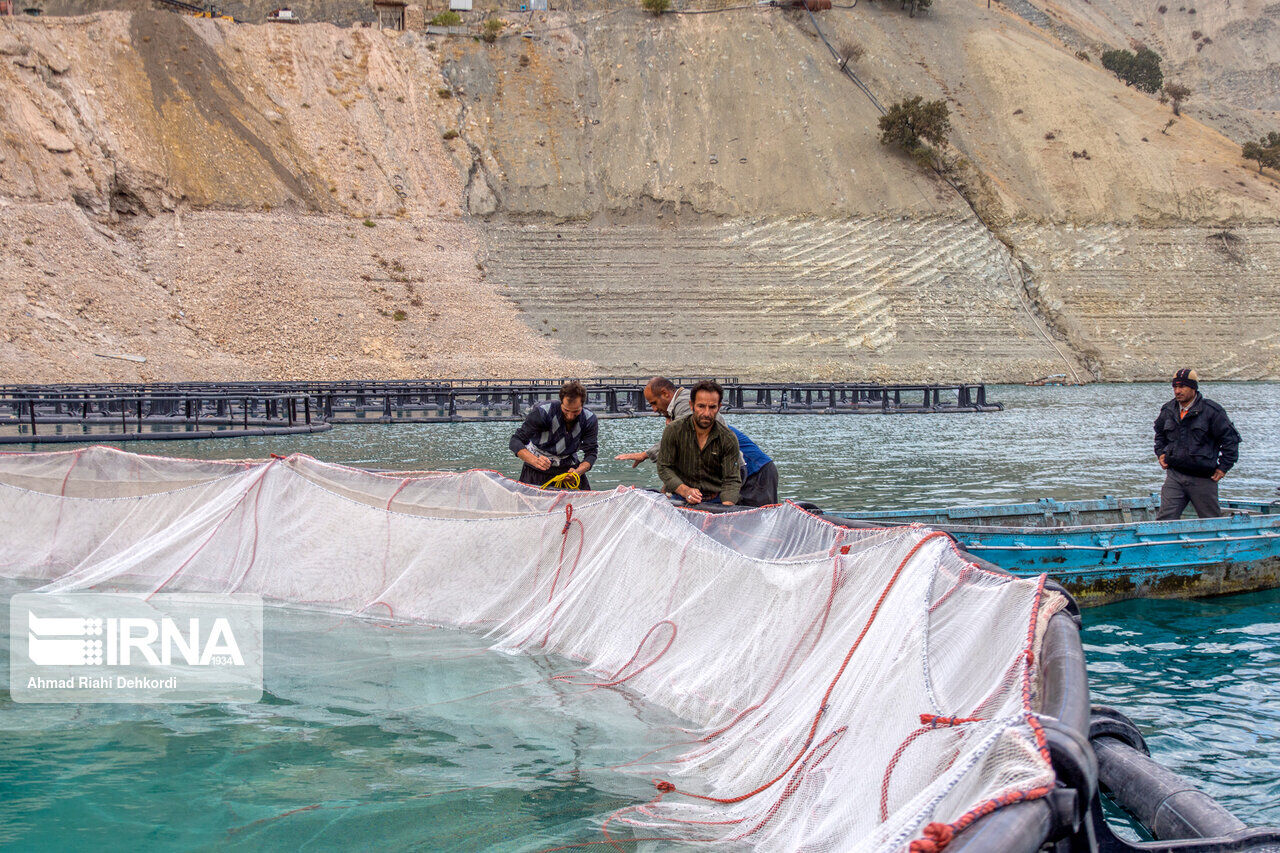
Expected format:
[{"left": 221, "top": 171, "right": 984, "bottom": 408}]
[
  {"left": 509, "top": 380, "right": 598, "bottom": 489},
  {"left": 1154, "top": 368, "right": 1241, "bottom": 519}
]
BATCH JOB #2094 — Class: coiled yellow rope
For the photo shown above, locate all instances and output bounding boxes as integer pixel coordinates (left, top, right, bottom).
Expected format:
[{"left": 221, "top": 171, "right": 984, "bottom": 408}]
[{"left": 541, "top": 470, "right": 582, "bottom": 490}]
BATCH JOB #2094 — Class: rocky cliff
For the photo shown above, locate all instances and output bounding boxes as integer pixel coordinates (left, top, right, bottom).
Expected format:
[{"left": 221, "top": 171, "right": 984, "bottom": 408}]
[{"left": 1, "top": 6, "right": 1276, "bottom": 382}]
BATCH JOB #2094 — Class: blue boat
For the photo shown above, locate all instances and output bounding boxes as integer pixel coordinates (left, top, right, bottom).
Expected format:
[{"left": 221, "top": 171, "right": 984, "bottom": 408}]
[{"left": 828, "top": 495, "right": 1280, "bottom": 607}]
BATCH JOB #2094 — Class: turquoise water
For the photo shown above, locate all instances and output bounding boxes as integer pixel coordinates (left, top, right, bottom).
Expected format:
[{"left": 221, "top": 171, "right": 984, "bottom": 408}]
[
  {"left": 1084, "top": 588, "right": 1280, "bottom": 827},
  {"left": 0, "top": 597, "right": 685, "bottom": 852},
  {"left": 2, "top": 382, "right": 1277, "bottom": 844}
]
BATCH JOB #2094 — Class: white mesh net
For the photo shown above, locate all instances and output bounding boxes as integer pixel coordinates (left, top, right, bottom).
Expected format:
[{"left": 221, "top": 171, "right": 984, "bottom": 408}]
[{"left": 0, "top": 446, "right": 1060, "bottom": 852}]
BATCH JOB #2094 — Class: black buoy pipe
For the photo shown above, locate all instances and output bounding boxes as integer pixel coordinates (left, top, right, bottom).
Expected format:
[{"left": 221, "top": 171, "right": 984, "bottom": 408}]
[{"left": 1093, "top": 736, "right": 1246, "bottom": 839}]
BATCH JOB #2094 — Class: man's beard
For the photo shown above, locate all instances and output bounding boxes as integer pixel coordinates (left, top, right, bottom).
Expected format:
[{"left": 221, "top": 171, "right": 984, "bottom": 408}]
[{"left": 695, "top": 415, "right": 713, "bottom": 429}]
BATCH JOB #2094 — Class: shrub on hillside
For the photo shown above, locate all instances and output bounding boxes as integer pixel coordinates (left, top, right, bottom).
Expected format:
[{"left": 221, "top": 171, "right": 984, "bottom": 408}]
[
  {"left": 878, "top": 96, "right": 951, "bottom": 154},
  {"left": 836, "top": 38, "right": 865, "bottom": 68},
  {"left": 1163, "top": 82, "right": 1191, "bottom": 115},
  {"left": 481, "top": 18, "right": 506, "bottom": 43},
  {"left": 641, "top": 0, "right": 671, "bottom": 14},
  {"left": 1100, "top": 46, "right": 1163, "bottom": 93},
  {"left": 429, "top": 11, "right": 462, "bottom": 26},
  {"left": 1242, "top": 132, "right": 1280, "bottom": 172}
]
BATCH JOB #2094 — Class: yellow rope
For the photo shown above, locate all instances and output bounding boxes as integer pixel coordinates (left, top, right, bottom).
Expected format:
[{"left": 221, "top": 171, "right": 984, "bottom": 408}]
[{"left": 541, "top": 470, "right": 581, "bottom": 490}]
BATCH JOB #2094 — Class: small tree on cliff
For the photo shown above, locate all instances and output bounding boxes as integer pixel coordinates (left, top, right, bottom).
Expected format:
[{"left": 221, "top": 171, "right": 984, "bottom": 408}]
[
  {"left": 836, "top": 38, "right": 865, "bottom": 70},
  {"left": 1242, "top": 132, "right": 1280, "bottom": 173},
  {"left": 1163, "top": 82, "right": 1191, "bottom": 115},
  {"left": 878, "top": 96, "right": 951, "bottom": 156},
  {"left": 641, "top": 0, "right": 671, "bottom": 14}
]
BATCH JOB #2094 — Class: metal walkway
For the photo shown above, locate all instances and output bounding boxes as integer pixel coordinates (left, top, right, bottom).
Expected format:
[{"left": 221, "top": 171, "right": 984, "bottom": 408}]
[{"left": 0, "top": 379, "right": 1001, "bottom": 443}]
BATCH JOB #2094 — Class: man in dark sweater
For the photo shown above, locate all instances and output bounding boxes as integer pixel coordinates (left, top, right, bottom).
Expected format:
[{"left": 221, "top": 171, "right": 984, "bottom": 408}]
[
  {"left": 509, "top": 380, "right": 598, "bottom": 489},
  {"left": 1153, "top": 368, "right": 1241, "bottom": 519},
  {"left": 657, "top": 380, "right": 741, "bottom": 506}
]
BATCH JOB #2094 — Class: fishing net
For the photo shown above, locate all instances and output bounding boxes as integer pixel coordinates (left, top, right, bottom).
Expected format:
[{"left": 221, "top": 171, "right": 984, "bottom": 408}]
[{"left": 0, "top": 446, "right": 1063, "bottom": 852}]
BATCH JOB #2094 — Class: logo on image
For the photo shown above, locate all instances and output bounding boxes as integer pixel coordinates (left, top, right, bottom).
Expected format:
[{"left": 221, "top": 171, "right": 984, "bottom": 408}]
[{"left": 11, "top": 593, "right": 262, "bottom": 704}]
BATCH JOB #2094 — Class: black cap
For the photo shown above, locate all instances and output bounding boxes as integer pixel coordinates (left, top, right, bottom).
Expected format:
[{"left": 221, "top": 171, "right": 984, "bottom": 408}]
[{"left": 1172, "top": 368, "right": 1199, "bottom": 390}]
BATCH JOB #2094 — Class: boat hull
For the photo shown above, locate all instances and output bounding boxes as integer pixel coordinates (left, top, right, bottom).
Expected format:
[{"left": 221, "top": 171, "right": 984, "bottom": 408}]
[{"left": 832, "top": 497, "right": 1280, "bottom": 607}]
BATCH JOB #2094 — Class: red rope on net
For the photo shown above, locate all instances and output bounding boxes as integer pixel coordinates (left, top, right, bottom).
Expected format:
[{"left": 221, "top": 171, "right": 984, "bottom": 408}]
[
  {"left": 547, "top": 505, "right": 583, "bottom": 602},
  {"left": 733, "top": 726, "right": 848, "bottom": 841},
  {"left": 904, "top": 576, "right": 1054, "bottom": 853},
  {"left": 147, "top": 459, "right": 279, "bottom": 599},
  {"left": 880, "top": 714, "right": 989, "bottom": 822},
  {"left": 225, "top": 463, "right": 269, "bottom": 594},
  {"left": 700, "top": 534, "right": 847, "bottom": 741},
  {"left": 513, "top": 503, "right": 586, "bottom": 649},
  {"left": 662, "top": 534, "right": 697, "bottom": 617},
  {"left": 881, "top": 724, "right": 934, "bottom": 821},
  {"left": 42, "top": 447, "right": 85, "bottom": 568},
  {"left": 909, "top": 822, "right": 955, "bottom": 853},
  {"left": 654, "top": 530, "right": 950, "bottom": 807},
  {"left": 555, "top": 620, "right": 677, "bottom": 689}
]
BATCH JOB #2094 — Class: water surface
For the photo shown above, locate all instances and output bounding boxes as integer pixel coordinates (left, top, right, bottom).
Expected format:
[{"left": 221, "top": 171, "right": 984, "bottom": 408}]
[{"left": 0, "top": 597, "right": 688, "bottom": 852}]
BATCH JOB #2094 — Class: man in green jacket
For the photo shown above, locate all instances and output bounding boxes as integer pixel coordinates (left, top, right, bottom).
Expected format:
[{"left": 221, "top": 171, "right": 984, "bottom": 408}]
[{"left": 657, "top": 380, "right": 741, "bottom": 506}]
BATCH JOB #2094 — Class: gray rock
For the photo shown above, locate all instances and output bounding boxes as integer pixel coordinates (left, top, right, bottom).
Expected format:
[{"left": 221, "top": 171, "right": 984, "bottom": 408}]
[
  {"left": 37, "top": 127, "right": 75, "bottom": 153},
  {"left": 0, "top": 34, "right": 27, "bottom": 57},
  {"left": 42, "top": 49, "right": 71, "bottom": 75}
]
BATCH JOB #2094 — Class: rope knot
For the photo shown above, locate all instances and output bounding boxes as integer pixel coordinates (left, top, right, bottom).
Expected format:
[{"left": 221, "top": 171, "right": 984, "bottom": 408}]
[
  {"left": 655, "top": 780, "right": 675, "bottom": 793},
  {"left": 840, "top": 545, "right": 851, "bottom": 555},
  {"left": 562, "top": 503, "right": 574, "bottom": 534},
  {"left": 909, "top": 822, "right": 955, "bottom": 853}
]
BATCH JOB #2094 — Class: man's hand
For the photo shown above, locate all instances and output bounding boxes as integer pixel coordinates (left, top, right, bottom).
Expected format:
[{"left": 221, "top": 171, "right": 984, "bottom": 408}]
[
  {"left": 721, "top": 501, "right": 734, "bottom": 507},
  {"left": 1158, "top": 454, "right": 1168, "bottom": 469},
  {"left": 518, "top": 449, "right": 552, "bottom": 471},
  {"left": 1211, "top": 469, "right": 1226, "bottom": 482},
  {"left": 614, "top": 452, "right": 648, "bottom": 469},
  {"left": 573, "top": 462, "right": 592, "bottom": 476},
  {"left": 676, "top": 484, "right": 703, "bottom": 505}
]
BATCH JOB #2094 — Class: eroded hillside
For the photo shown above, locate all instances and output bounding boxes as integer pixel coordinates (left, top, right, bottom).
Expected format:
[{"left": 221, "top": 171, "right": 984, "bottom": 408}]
[
  {"left": 1013, "top": 0, "right": 1280, "bottom": 142},
  {"left": 1, "top": 6, "right": 1277, "bottom": 382}
]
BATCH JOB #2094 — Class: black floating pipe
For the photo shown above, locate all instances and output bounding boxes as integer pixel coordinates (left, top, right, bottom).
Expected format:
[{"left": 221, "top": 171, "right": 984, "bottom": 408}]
[
  {"left": 945, "top": 608, "right": 1094, "bottom": 853},
  {"left": 1093, "top": 736, "right": 1246, "bottom": 840}
]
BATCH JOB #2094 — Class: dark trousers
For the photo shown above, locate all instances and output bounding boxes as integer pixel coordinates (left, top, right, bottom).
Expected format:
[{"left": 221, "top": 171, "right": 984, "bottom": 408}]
[
  {"left": 739, "top": 461, "right": 779, "bottom": 508},
  {"left": 1157, "top": 469, "right": 1221, "bottom": 519},
  {"left": 518, "top": 462, "right": 589, "bottom": 491}
]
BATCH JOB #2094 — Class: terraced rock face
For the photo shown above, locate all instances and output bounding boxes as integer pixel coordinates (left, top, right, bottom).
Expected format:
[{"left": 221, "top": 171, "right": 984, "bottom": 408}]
[
  {"left": 485, "top": 217, "right": 1076, "bottom": 382},
  {"left": 1010, "top": 223, "right": 1280, "bottom": 381}
]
